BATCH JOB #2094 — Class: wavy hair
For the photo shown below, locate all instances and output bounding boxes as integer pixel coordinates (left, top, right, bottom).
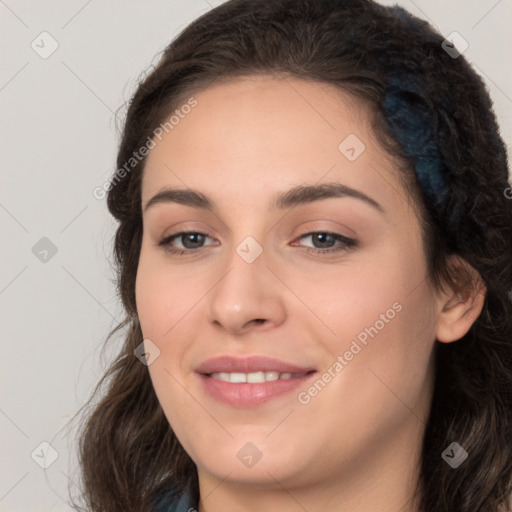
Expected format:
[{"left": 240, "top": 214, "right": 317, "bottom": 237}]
[{"left": 69, "top": 1, "right": 512, "bottom": 511}]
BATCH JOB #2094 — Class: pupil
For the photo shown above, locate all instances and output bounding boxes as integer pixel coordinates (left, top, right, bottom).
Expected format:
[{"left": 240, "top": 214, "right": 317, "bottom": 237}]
[{"left": 313, "top": 233, "right": 334, "bottom": 248}]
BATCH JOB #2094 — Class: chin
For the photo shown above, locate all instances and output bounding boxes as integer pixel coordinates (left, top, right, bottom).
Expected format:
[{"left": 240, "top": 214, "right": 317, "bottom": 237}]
[{"left": 190, "top": 436, "right": 309, "bottom": 484}]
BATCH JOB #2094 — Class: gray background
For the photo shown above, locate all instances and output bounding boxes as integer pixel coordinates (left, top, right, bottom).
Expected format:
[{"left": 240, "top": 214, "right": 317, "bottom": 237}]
[{"left": 1, "top": 1, "right": 511, "bottom": 510}]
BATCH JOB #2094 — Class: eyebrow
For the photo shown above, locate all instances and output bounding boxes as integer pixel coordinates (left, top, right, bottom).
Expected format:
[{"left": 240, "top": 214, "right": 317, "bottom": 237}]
[{"left": 143, "top": 182, "right": 384, "bottom": 214}]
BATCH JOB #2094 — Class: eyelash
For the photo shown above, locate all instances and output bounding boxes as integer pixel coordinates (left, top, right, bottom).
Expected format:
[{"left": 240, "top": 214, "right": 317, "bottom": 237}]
[{"left": 158, "top": 230, "right": 357, "bottom": 256}]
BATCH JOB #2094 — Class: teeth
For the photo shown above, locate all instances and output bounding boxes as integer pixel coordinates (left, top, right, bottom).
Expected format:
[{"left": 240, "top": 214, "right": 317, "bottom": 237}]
[
  {"left": 210, "top": 371, "right": 303, "bottom": 383},
  {"left": 247, "top": 371, "right": 265, "bottom": 383},
  {"left": 229, "top": 372, "right": 246, "bottom": 383}
]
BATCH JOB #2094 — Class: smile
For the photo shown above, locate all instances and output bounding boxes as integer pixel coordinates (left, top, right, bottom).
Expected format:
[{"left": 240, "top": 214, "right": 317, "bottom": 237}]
[{"left": 209, "top": 371, "right": 310, "bottom": 383}]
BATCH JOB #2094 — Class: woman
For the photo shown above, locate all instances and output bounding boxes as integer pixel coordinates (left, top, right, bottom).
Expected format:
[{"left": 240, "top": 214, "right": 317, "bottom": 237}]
[{"left": 71, "top": 0, "right": 512, "bottom": 511}]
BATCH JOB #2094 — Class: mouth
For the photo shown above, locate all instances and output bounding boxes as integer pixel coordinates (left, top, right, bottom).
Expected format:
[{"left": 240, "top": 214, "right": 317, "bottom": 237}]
[
  {"left": 207, "top": 370, "right": 313, "bottom": 383},
  {"left": 195, "top": 355, "right": 317, "bottom": 407}
]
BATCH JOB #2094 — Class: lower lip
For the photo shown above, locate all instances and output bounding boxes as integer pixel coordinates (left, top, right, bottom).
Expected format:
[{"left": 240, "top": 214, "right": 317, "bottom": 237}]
[{"left": 198, "top": 372, "right": 316, "bottom": 407}]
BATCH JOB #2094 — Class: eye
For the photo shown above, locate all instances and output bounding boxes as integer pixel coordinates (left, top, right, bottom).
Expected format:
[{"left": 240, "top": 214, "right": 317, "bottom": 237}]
[
  {"left": 158, "top": 230, "right": 357, "bottom": 256},
  {"left": 292, "top": 231, "right": 357, "bottom": 255},
  {"left": 158, "top": 230, "right": 217, "bottom": 255}
]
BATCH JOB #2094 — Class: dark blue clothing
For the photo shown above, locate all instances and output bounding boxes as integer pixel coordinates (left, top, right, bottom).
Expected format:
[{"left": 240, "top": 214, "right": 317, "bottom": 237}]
[{"left": 153, "top": 488, "right": 196, "bottom": 512}]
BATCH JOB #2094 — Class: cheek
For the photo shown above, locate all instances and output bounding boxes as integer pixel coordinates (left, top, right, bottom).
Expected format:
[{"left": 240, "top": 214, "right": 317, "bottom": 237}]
[
  {"left": 310, "top": 239, "right": 433, "bottom": 391},
  {"left": 306, "top": 245, "right": 423, "bottom": 341},
  {"left": 135, "top": 259, "right": 169, "bottom": 340},
  {"left": 135, "top": 253, "right": 204, "bottom": 428},
  {"left": 135, "top": 248, "right": 202, "bottom": 341},
  {"left": 332, "top": 281, "right": 436, "bottom": 422},
  {"left": 300, "top": 289, "right": 435, "bottom": 445}
]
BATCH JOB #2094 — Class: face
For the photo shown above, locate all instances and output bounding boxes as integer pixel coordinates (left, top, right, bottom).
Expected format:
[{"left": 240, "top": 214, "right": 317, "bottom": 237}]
[{"left": 135, "top": 76, "right": 440, "bottom": 494}]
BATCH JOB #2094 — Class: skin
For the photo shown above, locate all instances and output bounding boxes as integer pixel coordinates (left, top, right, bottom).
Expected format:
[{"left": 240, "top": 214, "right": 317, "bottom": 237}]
[{"left": 135, "top": 75, "right": 485, "bottom": 512}]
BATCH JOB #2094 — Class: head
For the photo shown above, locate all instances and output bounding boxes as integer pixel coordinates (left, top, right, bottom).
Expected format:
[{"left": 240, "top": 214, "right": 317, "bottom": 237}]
[{"left": 74, "top": 1, "right": 512, "bottom": 511}]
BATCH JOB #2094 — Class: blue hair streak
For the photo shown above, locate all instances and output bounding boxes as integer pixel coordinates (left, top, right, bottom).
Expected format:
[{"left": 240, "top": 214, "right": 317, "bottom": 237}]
[{"left": 382, "top": 73, "right": 450, "bottom": 211}]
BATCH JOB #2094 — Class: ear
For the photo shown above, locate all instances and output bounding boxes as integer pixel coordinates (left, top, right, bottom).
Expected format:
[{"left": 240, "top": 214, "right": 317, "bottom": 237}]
[{"left": 435, "top": 256, "right": 487, "bottom": 343}]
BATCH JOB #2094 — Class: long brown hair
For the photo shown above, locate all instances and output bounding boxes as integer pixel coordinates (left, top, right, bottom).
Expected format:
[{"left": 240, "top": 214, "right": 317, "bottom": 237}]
[{"left": 68, "top": 1, "right": 512, "bottom": 510}]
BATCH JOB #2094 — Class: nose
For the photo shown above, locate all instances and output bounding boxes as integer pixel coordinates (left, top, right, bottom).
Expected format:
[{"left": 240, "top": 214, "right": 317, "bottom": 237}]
[{"left": 206, "top": 246, "right": 287, "bottom": 336}]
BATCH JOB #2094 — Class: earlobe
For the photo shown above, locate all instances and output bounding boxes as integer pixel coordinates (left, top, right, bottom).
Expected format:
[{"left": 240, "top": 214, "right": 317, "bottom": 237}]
[{"left": 435, "top": 260, "right": 487, "bottom": 344}]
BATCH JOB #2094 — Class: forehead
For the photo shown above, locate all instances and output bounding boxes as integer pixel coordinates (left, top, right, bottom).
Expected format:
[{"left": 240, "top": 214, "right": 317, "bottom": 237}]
[
  {"left": 145, "top": 75, "right": 373, "bottom": 164},
  {"left": 141, "top": 75, "right": 409, "bottom": 216}
]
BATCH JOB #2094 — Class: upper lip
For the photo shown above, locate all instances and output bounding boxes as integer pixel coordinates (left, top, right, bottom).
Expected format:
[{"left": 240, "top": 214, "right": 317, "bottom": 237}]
[{"left": 195, "top": 355, "right": 316, "bottom": 374}]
